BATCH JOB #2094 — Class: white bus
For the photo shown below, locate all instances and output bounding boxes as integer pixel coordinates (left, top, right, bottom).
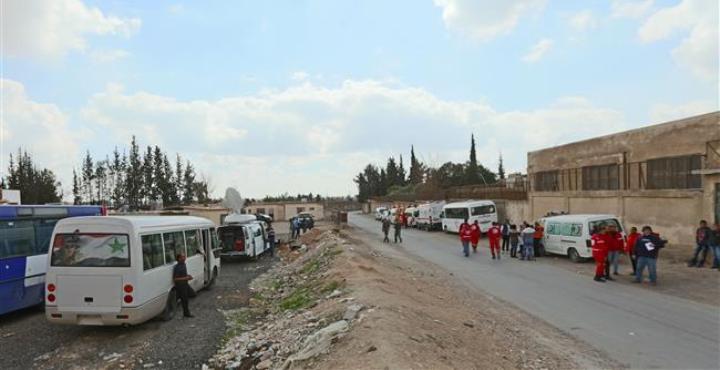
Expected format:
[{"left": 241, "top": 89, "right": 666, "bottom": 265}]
[
  {"left": 45, "top": 216, "right": 221, "bottom": 326},
  {"left": 441, "top": 200, "right": 498, "bottom": 233},
  {"left": 416, "top": 201, "right": 445, "bottom": 231}
]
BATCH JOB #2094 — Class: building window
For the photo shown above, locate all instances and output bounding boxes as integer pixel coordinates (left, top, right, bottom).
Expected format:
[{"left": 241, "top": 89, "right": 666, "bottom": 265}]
[
  {"left": 534, "top": 171, "right": 559, "bottom": 192},
  {"left": 257, "top": 208, "right": 266, "bottom": 214},
  {"left": 582, "top": 164, "right": 620, "bottom": 191},
  {"left": 646, "top": 155, "right": 702, "bottom": 189}
]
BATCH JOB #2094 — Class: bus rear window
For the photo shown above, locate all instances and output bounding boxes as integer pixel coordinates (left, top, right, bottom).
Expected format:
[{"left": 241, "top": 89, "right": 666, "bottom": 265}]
[
  {"left": 51, "top": 234, "right": 130, "bottom": 267},
  {"left": 471, "top": 205, "right": 496, "bottom": 216}
]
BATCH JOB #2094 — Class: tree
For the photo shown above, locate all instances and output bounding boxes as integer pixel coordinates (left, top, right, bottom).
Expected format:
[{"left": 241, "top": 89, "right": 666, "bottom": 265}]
[
  {"left": 125, "top": 136, "right": 144, "bottom": 210},
  {"left": 82, "top": 151, "right": 94, "bottom": 203},
  {"left": 162, "top": 154, "right": 178, "bottom": 205},
  {"left": 498, "top": 153, "right": 506, "bottom": 180},
  {"left": 466, "top": 134, "right": 480, "bottom": 184},
  {"left": 398, "top": 155, "right": 407, "bottom": 186},
  {"left": 385, "top": 157, "right": 399, "bottom": 188},
  {"left": 409, "top": 145, "right": 424, "bottom": 185},
  {"left": 143, "top": 146, "right": 156, "bottom": 205},
  {"left": 94, "top": 160, "right": 108, "bottom": 204},
  {"left": 182, "top": 161, "right": 196, "bottom": 204},
  {"left": 72, "top": 169, "right": 82, "bottom": 205},
  {"left": 6, "top": 149, "right": 61, "bottom": 204},
  {"left": 175, "top": 154, "right": 184, "bottom": 203}
]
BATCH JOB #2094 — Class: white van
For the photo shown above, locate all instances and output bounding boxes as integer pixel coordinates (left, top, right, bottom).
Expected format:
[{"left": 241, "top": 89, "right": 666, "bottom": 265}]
[
  {"left": 539, "top": 214, "right": 625, "bottom": 262},
  {"left": 404, "top": 207, "right": 419, "bottom": 227},
  {"left": 45, "top": 216, "right": 221, "bottom": 326},
  {"left": 374, "top": 207, "right": 388, "bottom": 221},
  {"left": 416, "top": 201, "right": 445, "bottom": 231},
  {"left": 218, "top": 215, "right": 269, "bottom": 259},
  {"left": 441, "top": 200, "right": 497, "bottom": 233}
]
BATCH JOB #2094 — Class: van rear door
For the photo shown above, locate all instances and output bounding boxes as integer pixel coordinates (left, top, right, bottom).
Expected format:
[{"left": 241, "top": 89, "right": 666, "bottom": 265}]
[{"left": 56, "top": 275, "right": 122, "bottom": 313}]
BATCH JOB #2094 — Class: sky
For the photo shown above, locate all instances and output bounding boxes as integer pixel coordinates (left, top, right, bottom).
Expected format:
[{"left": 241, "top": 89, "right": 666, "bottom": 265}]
[{"left": 1, "top": 0, "right": 718, "bottom": 199}]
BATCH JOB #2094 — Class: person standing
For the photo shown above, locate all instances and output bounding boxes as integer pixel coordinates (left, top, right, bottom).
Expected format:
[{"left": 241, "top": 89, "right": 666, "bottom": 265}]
[
  {"left": 710, "top": 223, "right": 720, "bottom": 269},
  {"left": 470, "top": 220, "right": 481, "bottom": 253},
  {"left": 533, "top": 222, "right": 544, "bottom": 257},
  {"left": 591, "top": 226, "right": 609, "bottom": 282},
  {"left": 605, "top": 224, "right": 624, "bottom": 279},
  {"left": 521, "top": 224, "right": 536, "bottom": 261},
  {"left": 625, "top": 227, "right": 641, "bottom": 275},
  {"left": 501, "top": 220, "right": 510, "bottom": 254},
  {"left": 635, "top": 226, "right": 665, "bottom": 285},
  {"left": 393, "top": 215, "right": 403, "bottom": 244},
  {"left": 173, "top": 253, "right": 194, "bottom": 318},
  {"left": 267, "top": 224, "right": 276, "bottom": 257},
  {"left": 381, "top": 217, "right": 391, "bottom": 243},
  {"left": 688, "top": 220, "right": 712, "bottom": 267},
  {"left": 509, "top": 225, "right": 520, "bottom": 258},
  {"left": 459, "top": 218, "right": 472, "bottom": 257},
  {"left": 488, "top": 222, "right": 502, "bottom": 260}
]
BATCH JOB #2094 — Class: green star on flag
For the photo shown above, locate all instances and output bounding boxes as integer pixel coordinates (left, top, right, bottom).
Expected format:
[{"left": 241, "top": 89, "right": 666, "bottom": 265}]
[{"left": 108, "top": 238, "right": 126, "bottom": 254}]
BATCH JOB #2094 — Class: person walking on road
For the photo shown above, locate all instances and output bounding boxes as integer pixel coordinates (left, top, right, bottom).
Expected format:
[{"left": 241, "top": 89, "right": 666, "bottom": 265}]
[
  {"left": 173, "top": 253, "right": 194, "bottom": 318},
  {"left": 267, "top": 224, "right": 276, "bottom": 257},
  {"left": 381, "top": 217, "right": 391, "bottom": 243},
  {"left": 635, "top": 226, "right": 665, "bottom": 285},
  {"left": 470, "top": 220, "right": 481, "bottom": 253},
  {"left": 509, "top": 224, "right": 520, "bottom": 258},
  {"left": 625, "top": 226, "right": 641, "bottom": 275},
  {"left": 393, "top": 215, "right": 403, "bottom": 244},
  {"left": 591, "top": 226, "right": 609, "bottom": 283},
  {"left": 605, "top": 224, "right": 624, "bottom": 279},
  {"left": 688, "top": 220, "right": 712, "bottom": 268},
  {"left": 521, "top": 224, "right": 536, "bottom": 261},
  {"left": 533, "top": 222, "right": 544, "bottom": 257},
  {"left": 459, "top": 218, "right": 472, "bottom": 257},
  {"left": 501, "top": 220, "right": 511, "bottom": 254},
  {"left": 488, "top": 222, "right": 502, "bottom": 260}
]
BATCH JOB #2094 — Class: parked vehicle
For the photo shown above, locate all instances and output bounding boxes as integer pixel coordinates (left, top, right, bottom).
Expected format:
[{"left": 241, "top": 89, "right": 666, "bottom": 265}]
[
  {"left": 374, "top": 207, "right": 388, "bottom": 221},
  {"left": 296, "top": 213, "right": 315, "bottom": 228},
  {"left": 404, "top": 207, "right": 418, "bottom": 227},
  {"left": 45, "top": 216, "right": 221, "bottom": 325},
  {"left": 218, "top": 214, "right": 269, "bottom": 259},
  {"left": 539, "top": 214, "right": 625, "bottom": 263},
  {"left": 0, "top": 205, "right": 104, "bottom": 315},
  {"left": 416, "top": 201, "right": 445, "bottom": 231},
  {"left": 441, "top": 200, "right": 497, "bottom": 233}
]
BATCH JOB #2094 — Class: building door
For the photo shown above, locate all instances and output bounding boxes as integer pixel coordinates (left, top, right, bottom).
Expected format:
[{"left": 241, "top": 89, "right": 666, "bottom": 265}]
[{"left": 715, "top": 183, "right": 720, "bottom": 225}]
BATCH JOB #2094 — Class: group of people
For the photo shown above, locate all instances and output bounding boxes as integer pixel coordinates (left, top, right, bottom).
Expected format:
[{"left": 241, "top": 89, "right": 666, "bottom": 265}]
[
  {"left": 688, "top": 220, "right": 720, "bottom": 269},
  {"left": 458, "top": 219, "right": 544, "bottom": 260},
  {"left": 290, "top": 216, "right": 314, "bottom": 239},
  {"left": 381, "top": 215, "right": 403, "bottom": 243}
]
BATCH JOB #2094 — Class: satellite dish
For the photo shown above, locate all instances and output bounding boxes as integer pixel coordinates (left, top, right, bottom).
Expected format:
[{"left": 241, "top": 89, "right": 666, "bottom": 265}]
[{"left": 222, "top": 187, "right": 245, "bottom": 213}]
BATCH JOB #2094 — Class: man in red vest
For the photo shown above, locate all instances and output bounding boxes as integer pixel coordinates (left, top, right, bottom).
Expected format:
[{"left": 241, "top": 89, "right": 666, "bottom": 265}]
[
  {"left": 459, "top": 218, "right": 472, "bottom": 257},
  {"left": 488, "top": 222, "right": 502, "bottom": 260},
  {"left": 592, "top": 226, "right": 610, "bottom": 282},
  {"left": 470, "top": 220, "right": 481, "bottom": 253}
]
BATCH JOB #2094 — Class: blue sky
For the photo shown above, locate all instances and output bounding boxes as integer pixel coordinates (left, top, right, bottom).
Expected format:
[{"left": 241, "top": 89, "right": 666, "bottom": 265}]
[{"left": 1, "top": 0, "right": 718, "bottom": 198}]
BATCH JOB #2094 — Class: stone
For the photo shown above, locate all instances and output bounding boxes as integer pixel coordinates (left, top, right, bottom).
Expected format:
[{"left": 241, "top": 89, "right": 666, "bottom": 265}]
[
  {"left": 256, "top": 359, "right": 273, "bottom": 369},
  {"left": 326, "top": 289, "right": 342, "bottom": 299},
  {"left": 226, "top": 361, "right": 240, "bottom": 370},
  {"left": 366, "top": 345, "right": 378, "bottom": 353},
  {"left": 463, "top": 321, "right": 475, "bottom": 328},
  {"left": 343, "top": 304, "right": 364, "bottom": 321},
  {"left": 282, "top": 320, "right": 349, "bottom": 369}
]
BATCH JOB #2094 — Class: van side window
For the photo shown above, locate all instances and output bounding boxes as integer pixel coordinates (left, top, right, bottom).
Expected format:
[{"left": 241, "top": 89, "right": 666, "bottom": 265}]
[
  {"left": 254, "top": 227, "right": 262, "bottom": 237},
  {"left": 210, "top": 228, "right": 221, "bottom": 258},
  {"left": 141, "top": 234, "right": 164, "bottom": 270},
  {"left": 163, "top": 232, "right": 185, "bottom": 264},
  {"left": 546, "top": 223, "right": 560, "bottom": 235},
  {"left": 185, "top": 229, "right": 199, "bottom": 257},
  {"left": 569, "top": 224, "right": 583, "bottom": 237}
]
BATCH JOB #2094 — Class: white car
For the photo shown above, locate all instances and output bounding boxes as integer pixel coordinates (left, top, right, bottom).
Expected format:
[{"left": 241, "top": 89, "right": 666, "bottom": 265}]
[{"left": 539, "top": 214, "right": 625, "bottom": 263}]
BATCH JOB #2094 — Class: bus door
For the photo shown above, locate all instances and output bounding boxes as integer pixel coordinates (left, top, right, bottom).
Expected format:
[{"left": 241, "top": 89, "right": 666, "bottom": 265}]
[{"left": 201, "top": 229, "right": 211, "bottom": 283}]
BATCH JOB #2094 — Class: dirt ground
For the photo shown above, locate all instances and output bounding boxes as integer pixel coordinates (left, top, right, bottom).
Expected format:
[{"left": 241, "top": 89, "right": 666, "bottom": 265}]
[{"left": 219, "top": 226, "right": 620, "bottom": 370}]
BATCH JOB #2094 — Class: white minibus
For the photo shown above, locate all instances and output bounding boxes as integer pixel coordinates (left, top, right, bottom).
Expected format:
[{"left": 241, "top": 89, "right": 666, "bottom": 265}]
[
  {"left": 539, "top": 214, "right": 625, "bottom": 262},
  {"left": 217, "top": 215, "right": 269, "bottom": 259},
  {"left": 404, "top": 207, "right": 418, "bottom": 228},
  {"left": 416, "top": 201, "right": 445, "bottom": 231},
  {"left": 45, "top": 216, "right": 221, "bottom": 326},
  {"left": 441, "top": 200, "right": 497, "bottom": 233}
]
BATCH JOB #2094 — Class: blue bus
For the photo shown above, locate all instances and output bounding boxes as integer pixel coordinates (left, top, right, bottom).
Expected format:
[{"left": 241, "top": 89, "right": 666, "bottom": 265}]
[{"left": 0, "top": 205, "right": 103, "bottom": 315}]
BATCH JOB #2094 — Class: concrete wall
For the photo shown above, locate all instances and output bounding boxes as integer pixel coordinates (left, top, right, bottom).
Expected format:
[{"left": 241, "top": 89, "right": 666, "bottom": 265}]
[{"left": 185, "top": 208, "right": 230, "bottom": 226}]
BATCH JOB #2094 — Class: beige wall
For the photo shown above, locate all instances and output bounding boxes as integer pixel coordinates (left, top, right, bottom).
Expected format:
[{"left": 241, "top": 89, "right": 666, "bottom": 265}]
[
  {"left": 502, "top": 199, "right": 531, "bottom": 224},
  {"left": 283, "top": 203, "right": 324, "bottom": 220},
  {"left": 183, "top": 208, "right": 230, "bottom": 226}
]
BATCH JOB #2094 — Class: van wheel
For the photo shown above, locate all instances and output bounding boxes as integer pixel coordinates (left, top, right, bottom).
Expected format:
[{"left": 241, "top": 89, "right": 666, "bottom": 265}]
[
  {"left": 568, "top": 248, "right": 581, "bottom": 263},
  {"left": 161, "top": 290, "right": 177, "bottom": 321}
]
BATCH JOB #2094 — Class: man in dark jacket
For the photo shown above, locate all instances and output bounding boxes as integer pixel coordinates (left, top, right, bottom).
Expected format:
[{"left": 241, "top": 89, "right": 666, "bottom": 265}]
[
  {"left": 688, "top": 220, "right": 712, "bottom": 267},
  {"left": 267, "top": 225, "right": 276, "bottom": 257},
  {"left": 501, "top": 220, "right": 510, "bottom": 253},
  {"left": 173, "top": 253, "right": 194, "bottom": 317},
  {"left": 634, "top": 226, "right": 665, "bottom": 285}
]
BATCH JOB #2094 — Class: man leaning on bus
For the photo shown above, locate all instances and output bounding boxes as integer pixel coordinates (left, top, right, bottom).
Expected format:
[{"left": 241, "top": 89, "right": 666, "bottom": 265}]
[{"left": 173, "top": 253, "right": 194, "bottom": 318}]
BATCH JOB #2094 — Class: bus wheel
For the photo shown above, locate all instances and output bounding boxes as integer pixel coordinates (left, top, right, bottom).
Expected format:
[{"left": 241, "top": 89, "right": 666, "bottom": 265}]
[
  {"left": 161, "top": 290, "right": 177, "bottom": 322},
  {"left": 568, "top": 248, "right": 581, "bottom": 263}
]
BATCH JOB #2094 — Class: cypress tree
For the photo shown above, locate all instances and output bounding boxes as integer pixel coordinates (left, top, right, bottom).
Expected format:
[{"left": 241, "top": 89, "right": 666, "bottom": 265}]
[{"left": 466, "top": 134, "right": 480, "bottom": 184}]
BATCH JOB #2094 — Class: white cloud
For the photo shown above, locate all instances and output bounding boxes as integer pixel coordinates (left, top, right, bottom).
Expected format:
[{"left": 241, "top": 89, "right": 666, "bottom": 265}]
[
  {"left": 2, "top": 0, "right": 141, "bottom": 58},
  {"left": 0, "top": 79, "right": 83, "bottom": 194},
  {"left": 291, "top": 71, "right": 310, "bottom": 81},
  {"left": 522, "top": 38, "right": 553, "bottom": 63},
  {"left": 90, "top": 49, "right": 130, "bottom": 63},
  {"left": 611, "top": 0, "right": 655, "bottom": 19},
  {"left": 433, "top": 0, "right": 545, "bottom": 41},
  {"left": 649, "top": 100, "right": 718, "bottom": 122},
  {"left": 638, "top": 0, "right": 718, "bottom": 82},
  {"left": 568, "top": 10, "right": 597, "bottom": 31}
]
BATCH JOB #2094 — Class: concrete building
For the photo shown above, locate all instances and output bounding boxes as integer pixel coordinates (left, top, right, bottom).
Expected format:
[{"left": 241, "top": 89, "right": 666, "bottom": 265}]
[
  {"left": 527, "top": 111, "right": 720, "bottom": 249},
  {"left": 243, "top": 201, "right": 324, "bottom": 221}
]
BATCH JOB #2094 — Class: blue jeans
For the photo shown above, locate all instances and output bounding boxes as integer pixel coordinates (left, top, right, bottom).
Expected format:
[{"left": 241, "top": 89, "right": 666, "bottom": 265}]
[
  {"left": 712, "top": 245, "right": 720, "bottom": 268},
  {"left": 608, "top": 251, "right": 620, "bottom": 274},
  {"left": 462, "top": 241, "right": 470, "bottom": 257},
  {"left": 690, "top": 243, "right": 709, "bottom": 266},
  {"left": 522, "top": 243, "right": 534, "bottom": 260},
  {"left": 636, "top": 256, "right": 657, "bottom": 283}
]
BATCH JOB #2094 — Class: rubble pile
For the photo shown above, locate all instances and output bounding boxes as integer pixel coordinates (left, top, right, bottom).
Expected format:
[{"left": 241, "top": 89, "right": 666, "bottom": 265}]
[{"left": 209, "top": 230, "right": 365, "bottom": 370}]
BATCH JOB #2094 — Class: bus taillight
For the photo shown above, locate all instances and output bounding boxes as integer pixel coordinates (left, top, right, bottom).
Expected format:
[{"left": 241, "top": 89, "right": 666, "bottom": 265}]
[
  {"left": 124, "top": 295, "right": 133, "bottom": 304},
  {"left": 123, "top": 284, "right": 134, "bottom": 293},
  {"left": 47, "top": 283, "right": 56, "bottom": 292},
  {"left": 47, "top": 294, "right": 56, "bottom": 303}
]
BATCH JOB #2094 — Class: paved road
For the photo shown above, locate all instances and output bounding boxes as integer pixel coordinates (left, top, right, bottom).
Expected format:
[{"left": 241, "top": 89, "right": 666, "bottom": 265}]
[{"left": 350, "top": 214, "right": 720, "bottom": 369}]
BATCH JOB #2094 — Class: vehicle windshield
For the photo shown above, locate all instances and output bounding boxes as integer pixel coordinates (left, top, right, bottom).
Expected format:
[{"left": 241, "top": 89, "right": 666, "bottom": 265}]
[
  {"left": 51, "top": 234, "right": 130, "bottom": 267},
  {"left": 444, "top": 207, "right": 469, "bottom": 219},
  {"left": 589, "top": 219, "right": 623, "bottom": 234}
]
